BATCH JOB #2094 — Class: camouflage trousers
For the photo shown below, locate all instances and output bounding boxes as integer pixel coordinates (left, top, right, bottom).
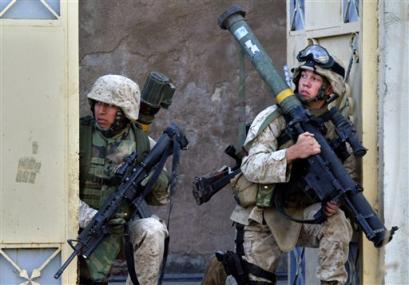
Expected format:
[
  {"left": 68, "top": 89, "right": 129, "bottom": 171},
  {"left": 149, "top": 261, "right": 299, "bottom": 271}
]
[
  {"left": 125, "top": 216, "right": 168, "bottom": 285},
  {"left": 83, "top": 215, "right": 168, "bottom": 285},
  {"left": 243, "top": 204, "right": 353, "bottom": 284}
]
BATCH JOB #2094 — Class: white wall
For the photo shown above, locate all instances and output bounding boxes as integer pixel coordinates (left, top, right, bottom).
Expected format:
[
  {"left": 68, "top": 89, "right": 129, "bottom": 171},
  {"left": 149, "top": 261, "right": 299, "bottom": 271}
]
[{"left": 379, "top": 1, "right": 409, "bottom": 284}]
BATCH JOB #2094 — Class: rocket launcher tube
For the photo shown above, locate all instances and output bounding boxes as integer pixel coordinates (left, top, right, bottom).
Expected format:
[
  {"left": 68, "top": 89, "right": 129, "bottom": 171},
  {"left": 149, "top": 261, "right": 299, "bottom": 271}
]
[{"left": 218, "top": 5, "right": 300, "bottom": 113}]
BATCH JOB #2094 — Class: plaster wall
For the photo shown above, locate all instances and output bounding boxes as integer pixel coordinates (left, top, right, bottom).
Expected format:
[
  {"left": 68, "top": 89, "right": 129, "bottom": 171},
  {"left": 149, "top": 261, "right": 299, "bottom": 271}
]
[
  {"left": 79, "top": 0, "right": 286, "bottom": 272},
  {"left": 379, "top": 1, "right": 409, "bottom": 284}
]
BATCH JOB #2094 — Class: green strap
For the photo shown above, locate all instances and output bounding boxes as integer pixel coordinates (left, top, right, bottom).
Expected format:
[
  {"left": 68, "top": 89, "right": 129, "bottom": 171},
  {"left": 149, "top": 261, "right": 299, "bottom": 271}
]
[
  {"left": 256, "top": 108, "right": 282, "bottom": 137},
  {"left": 131, "top": 123, "right": 150, "bottom": 160},
  {"left": 79, "top": 116, "right": 94, "bottom": 191},
  {"left": 243, "top": 108, "right": 282, "bottom": 151}
]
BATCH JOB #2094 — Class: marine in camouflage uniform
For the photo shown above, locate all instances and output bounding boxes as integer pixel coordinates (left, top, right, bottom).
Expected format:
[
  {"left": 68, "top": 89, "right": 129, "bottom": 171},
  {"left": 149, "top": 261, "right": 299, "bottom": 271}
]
[
  {"left": 79, "top": 74, "right": 170, "bottom": 285},
  {"left": 227, "top": 46, "right": 354, "bottom": 285}
]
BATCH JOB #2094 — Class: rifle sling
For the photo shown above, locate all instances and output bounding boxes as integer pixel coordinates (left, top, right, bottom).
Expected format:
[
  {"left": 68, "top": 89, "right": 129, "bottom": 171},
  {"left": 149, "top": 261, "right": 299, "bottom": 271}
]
[
  {"left": 126, "top": 147, "right": 170, "bottom": 285},
  {"left": 123, "top": 225, "right": 171, "bottom": 285},
  {"left": 271, "top": 111, "right": 340, "bottom": 225},
  {"left": 124, "top": 223, "right": 140, "bottom": 285},
  {"left": 160, "top": 132, "right": 184, "bottom": 284},
  {"left": 125, "top": 133, "right": 184, "bottom": 285},
  {"left": 273, "top": 184, "right": 326, "bottom": 224}
]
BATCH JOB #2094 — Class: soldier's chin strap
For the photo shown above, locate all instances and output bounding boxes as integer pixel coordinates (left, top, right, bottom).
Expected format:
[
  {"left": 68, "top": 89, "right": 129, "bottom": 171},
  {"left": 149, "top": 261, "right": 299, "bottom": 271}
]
[{"left": 296, "top": 86, "right": 328, "bottom": 104}]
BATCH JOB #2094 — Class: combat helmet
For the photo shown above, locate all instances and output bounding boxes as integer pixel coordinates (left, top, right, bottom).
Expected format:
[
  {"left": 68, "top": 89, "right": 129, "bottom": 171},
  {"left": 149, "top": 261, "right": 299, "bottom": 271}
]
[
  {"left": 87, "top": 74, "right": 140, "bottom": 122},
  {"left": 292, "top": 44, "right": 346, "bottom": 100}
]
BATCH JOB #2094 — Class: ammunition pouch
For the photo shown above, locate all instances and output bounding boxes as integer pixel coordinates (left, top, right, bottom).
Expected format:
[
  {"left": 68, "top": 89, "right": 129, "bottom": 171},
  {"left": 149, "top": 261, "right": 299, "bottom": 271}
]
[
  {"left": 231, "top": 173, "right": 257, "bottom": 208},
  {"left": 231, "top": 173, "right": 275, "bottom": 209},
  {"left": 256, "top": 184, "right": 275, "bottom": 208}
]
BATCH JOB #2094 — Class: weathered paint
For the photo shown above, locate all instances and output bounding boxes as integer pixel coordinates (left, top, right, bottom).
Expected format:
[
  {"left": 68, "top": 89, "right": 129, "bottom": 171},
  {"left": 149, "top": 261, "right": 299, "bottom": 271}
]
[
  {"left": 0, "top": 1, "right": 79, "bottom": 284},
  {"left": 15, "top": 157, "right": 42, "bottom": 184},
  {"left": 362, "top": 1, "right": 381, "bottom": 284}
]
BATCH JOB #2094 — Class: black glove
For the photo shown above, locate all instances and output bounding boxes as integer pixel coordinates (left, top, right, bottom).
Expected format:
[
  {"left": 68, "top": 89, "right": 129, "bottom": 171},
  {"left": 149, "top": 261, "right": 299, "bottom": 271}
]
[{"left": 108, "top": 212, "right": 127, "bottom": 234}]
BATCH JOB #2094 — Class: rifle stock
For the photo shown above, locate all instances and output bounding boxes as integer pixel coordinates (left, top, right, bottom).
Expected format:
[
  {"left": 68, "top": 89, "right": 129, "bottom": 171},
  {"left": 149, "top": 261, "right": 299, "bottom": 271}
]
[{"left": 192, "top": 145, "right": 243, "bottom": 205}]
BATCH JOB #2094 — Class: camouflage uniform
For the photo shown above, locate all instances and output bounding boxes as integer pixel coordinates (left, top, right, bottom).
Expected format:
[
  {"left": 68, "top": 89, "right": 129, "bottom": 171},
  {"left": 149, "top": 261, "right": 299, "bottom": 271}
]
[
  {"left": 230, "top": 99, "right": 355, "bottom": 283},
  {"left": 79, "top": 75, "right": 170, "bottom": 285},
  {"left": 202, "top": 45, "right": 355, "bottom": 285}
]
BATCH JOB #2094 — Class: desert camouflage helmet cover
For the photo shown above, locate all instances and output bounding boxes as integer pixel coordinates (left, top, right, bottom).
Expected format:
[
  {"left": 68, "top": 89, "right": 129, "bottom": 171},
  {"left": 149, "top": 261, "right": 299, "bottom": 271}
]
[
  {"left": 87, "top": 74, "right": 140, "bottom": 121},
  {"left": 293, "top": 57, "right": 347, "bottom": 97}
]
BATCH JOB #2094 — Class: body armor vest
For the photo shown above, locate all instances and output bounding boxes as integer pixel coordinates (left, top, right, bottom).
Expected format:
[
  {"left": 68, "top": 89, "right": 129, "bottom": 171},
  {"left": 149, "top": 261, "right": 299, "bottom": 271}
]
[
  {"left": 234, "top": 106, "right": 350, "bottom": 209},
  {"left": 79, "top": 116, "right": 150, "bottom": 209}
]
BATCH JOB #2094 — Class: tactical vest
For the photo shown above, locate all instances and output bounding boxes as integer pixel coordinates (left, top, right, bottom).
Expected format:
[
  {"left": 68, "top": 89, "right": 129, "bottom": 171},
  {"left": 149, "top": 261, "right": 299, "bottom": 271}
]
[
  {"left": 232, "top": 106, "right": 350, "bottom": 209},
  {"left": 79, "top": 116, "right": 150, "bottom": 209}
]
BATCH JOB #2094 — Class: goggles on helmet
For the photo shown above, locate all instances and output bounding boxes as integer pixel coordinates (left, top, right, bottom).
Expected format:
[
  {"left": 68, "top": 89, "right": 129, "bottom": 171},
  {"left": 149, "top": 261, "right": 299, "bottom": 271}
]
[{"left": 297, "top": 44, "right": 345, "bottom": 78}]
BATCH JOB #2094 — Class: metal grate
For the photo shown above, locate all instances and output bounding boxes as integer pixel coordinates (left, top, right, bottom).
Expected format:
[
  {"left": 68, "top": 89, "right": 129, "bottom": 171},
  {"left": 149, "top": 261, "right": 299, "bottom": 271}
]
[
  {"left": 0, "top": 0, "right": 60, "bottom": 20},
  {"left": 0, "top": 247, "right": 61, "bottom": 285},
  {"left": 343, "top": 0, "right": 360, "bottom": 23},
  {"left": 290, "top": 0, "right": 305, "bottom": 31}
]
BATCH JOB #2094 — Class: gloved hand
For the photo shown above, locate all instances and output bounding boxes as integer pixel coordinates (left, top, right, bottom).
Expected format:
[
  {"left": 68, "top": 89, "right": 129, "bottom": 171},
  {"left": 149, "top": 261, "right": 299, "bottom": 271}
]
[
  {"left": 108, "top": 212, "right": 127, "bottom": 225},
  {"left": 108, "top": 212, "right": 127, "bottom": 234},
  {"left": 79, "top": 200, "right": 98, "bottom": 229}
]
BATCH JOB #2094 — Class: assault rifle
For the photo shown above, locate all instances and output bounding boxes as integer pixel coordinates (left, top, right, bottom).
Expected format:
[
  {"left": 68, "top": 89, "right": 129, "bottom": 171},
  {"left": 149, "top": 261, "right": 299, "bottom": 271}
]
[
  {"left": 193, "top": 145, "right": 242, "bottom": 205},
  {"left": 192, "top": 107, "right": 363, "bottom": 206},
  {"left": 54, "top": 123, "right": 188, "bottom": 279},
  {"left": 196, "top": 5, "right": 397, "bottom": 248}
]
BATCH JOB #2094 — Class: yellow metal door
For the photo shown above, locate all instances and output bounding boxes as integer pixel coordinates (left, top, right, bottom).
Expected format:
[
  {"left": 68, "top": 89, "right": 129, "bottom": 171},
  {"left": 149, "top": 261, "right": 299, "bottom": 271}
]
[{"left": 0, "top": 1, "right": 78, "bottom": 284}]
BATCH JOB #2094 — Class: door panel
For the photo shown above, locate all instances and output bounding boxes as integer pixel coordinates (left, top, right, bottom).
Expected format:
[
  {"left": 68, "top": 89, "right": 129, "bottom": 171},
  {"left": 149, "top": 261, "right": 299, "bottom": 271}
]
[{"left": 0, "top": 1, "right": 78, "bottom": 284}]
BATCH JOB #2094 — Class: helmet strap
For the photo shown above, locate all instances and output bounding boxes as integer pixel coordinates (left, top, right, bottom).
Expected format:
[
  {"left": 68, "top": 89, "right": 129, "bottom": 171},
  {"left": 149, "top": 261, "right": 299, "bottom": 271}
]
[
  {"left": 315, "top": 87, "right": 327, "bottom": 101},
  {"left": 96, "top": 109, "right": 129, "bottom": 138}
]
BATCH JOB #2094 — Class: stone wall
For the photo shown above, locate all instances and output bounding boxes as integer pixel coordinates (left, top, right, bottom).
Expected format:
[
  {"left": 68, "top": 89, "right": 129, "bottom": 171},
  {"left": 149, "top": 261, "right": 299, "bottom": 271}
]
[{"left": 80, "top": 0, "right": 286, "bottom": 273}]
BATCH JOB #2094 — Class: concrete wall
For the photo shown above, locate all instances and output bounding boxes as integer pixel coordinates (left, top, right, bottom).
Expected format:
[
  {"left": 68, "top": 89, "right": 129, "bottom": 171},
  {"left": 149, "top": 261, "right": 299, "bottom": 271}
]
[
  {"left": 379, "top": 1, "right": 409, "bottom": 284},
  {"left": 79, "top": 0, "right": 286, "bottom": 273}
]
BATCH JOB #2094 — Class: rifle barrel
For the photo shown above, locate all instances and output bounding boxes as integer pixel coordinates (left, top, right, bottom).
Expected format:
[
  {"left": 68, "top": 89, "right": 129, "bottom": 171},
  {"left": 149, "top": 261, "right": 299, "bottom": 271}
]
[{"left": 54, "top": 250, "right": 78, "bottom": 279}]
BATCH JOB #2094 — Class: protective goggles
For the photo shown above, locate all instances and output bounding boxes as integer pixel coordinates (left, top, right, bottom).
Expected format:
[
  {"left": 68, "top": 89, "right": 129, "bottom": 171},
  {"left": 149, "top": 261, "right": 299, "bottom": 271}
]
[{"left": 297, "top": 44, "right": 345, "bottom": 78}]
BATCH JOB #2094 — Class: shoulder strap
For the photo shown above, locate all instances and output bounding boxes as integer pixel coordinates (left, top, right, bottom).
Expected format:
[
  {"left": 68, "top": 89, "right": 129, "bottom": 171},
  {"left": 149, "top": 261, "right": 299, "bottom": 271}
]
[
  {"left": 243, "top": 107, "right": 282, "bottom": 151},
  {"left": 255, "top": 108, "right": 282, "bottom": 138},
  {"left": 131, "top": 123, "right": 150, "bottom": 162},
  {"left": 79, "top": 116, "right": 94, "bottom": 186}
]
